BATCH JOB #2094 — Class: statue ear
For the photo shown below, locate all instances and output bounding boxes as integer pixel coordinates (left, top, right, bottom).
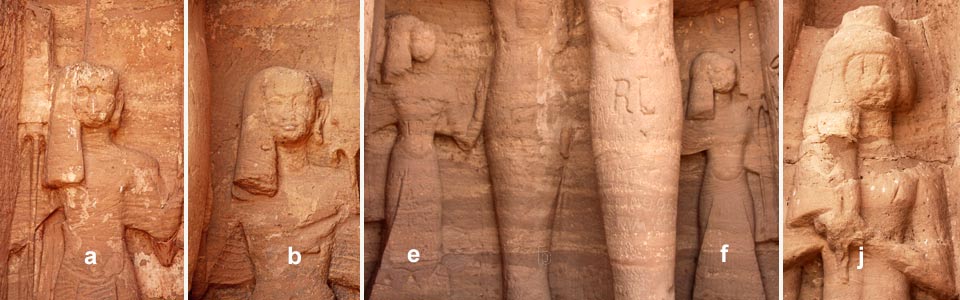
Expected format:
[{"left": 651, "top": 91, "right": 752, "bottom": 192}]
[
  {"left": 46, "top": 73, "right": 84, "bottom": 187},
  {"left": 687, "top": 57, "right": 716, "bottom": 120},
  {"left": 233, "top": 75, "right": 277, "bottom": 199}
]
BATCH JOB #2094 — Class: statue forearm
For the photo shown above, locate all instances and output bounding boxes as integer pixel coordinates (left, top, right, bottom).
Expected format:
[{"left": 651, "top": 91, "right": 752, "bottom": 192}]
[{"left": 871, "top": 241, "right": 956, "bottom": 298}]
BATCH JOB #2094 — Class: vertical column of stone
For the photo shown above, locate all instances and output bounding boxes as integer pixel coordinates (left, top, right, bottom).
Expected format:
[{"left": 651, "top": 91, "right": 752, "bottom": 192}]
[
  {"left": 187, "top": 0, "right": 212, "bottom": 287},
  {"left": 584, "top": 0, "right": 682, "bottom": 298},
  {"left": 0, "top": 0, "right": 25, "bottom": 297},
  {"left": 485, "top": 1, "right": 568, "bottom": 299}
]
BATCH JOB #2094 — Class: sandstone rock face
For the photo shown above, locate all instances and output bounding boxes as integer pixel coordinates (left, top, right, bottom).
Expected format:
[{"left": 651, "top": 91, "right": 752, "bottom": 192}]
[
  {"left": 1, "top": 1, "right": 185, "bottom": 299},
  {"left": 364, "top": 1, "right": 779, "bottom": 299},
  {"left": 188, "top": 1, "right": 361, "bottom": 299},
  {"left": 784, "top": 3, "right": 960, "bottom": 300}
]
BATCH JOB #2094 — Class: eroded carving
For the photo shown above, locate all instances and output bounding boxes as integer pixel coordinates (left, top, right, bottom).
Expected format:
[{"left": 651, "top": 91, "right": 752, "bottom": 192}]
[
  {"left": 681, "top": 52, "right": 765, "bottom": 299},
  {"left": 205, "top": 67, "right": 354, "bottom": 300},
  {"left": 369, "top": 15, "right": 485, "bottom": 300},
  {"left": 363, "top": 1, "right": 780, "bottom": 299},
  {"left": 785, "top": 6, "right": 955, "bottom": 300},
  {"left": 42, "top": 62, "right": 182, "bottom": 299},
  {"left": 585, "top": 1, "right": 683, "bottom": 298}
]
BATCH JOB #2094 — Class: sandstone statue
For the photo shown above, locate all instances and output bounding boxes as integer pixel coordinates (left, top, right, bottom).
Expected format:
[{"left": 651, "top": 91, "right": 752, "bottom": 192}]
[
  {"left": 585, "top": 0, "right": 683, "bottom": 298},
  {"left": 785, "top": 6, "right": 955, "bottom": 300},
  {"left": 485, "top": 1, "right": 569, "bottom": 298},
  {"left": 199, "top": 67, "right": 354, "bottom": 300},
  {"left": 369, "top": 15, "right": 485, "bottom": 300},
  {"left": 681, "top": 52, "right": 766, "bottom": 299},
  {"left": 44, "top": 62, "right": 182, "bottom": 299}
]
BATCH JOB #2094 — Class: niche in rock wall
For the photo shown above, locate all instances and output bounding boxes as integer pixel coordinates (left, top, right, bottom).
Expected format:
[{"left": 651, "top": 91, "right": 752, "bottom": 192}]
[
  {"left": 783, "top": 1, "right": 960, "bottom": 300},
  {"left": 1, "top": 1, "right": 185, "bottom": 299},
  {"left": 188, "top": 1, "right": 361, "bottom": 300}
]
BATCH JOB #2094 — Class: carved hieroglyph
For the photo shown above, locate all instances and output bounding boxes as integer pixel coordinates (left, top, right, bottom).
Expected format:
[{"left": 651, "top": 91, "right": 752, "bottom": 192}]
[
  {"left": 369, "top": 15, "right": 485, "bottom": 300},
  {"left": 785, "top": 6, "right": 956, "bottom": 300}
]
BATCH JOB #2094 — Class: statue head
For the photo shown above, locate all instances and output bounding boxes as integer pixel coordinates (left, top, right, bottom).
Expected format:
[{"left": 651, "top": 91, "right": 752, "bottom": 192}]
[
  {"left": 687, "top": 52, "right": 737, "bottom": 120},
  {"left": 67, "top": 62, "right": 120, "bottom": 127},
  {"left": 834, "top": 6, "right": 913, "bottom": 113},
  {"left": 382, "top": 15, "right": 437, "bottom": 83},
  {"left": 46, "top": 62, "right": 123, "bottom": 187},
  {"left": 838, "top": 6, "right": 895, "bottom": 34},
  {"left": 258, "top": 68, "right": 323, "bottom": 143},
  {"left": 234, "top": 67, "right": 324, "bottom": 198}
]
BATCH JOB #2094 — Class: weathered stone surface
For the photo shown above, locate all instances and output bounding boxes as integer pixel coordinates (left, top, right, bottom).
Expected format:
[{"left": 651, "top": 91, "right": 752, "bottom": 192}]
[
  {"left": 365, "top": 1, "right": 778, "bottom": 299},
  {"left": 784, "top": 4, "right": 960, "bottom": 300},
  {"left": 189, "top": 1, "right": 361, "bottom": 299},
  {"left": 2, "top": 1, "right": 184, "bottom": 299}
]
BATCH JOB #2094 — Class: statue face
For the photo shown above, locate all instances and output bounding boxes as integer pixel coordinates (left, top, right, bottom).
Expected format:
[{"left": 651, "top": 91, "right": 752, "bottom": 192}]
[
  {"left": 73, "top": 81, "right": 118, "bottom": 128},
  {"left": 410, "top": 25, "right": 436, "bottom": 62},
  {"left": 263, "top": 81, "right": 317, "bottom": 143},
  {"left": 708, "top": 60, "right": 737, "bottom": 93}
]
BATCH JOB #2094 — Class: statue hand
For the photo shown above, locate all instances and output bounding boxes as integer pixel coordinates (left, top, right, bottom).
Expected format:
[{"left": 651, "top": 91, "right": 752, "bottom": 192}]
[
  {"left": 814, "top": 211, "right": 868, "bottom": 265},
  {"left": 152, "top": 236, "right": 179, "bottom": 267}
]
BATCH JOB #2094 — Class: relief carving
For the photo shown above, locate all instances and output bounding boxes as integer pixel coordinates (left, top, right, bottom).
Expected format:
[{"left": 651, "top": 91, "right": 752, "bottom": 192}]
[
  {"left": 681, "top": 52, "right": 765, "bottom": 299},
  {"left": 784, "top": 6, "right": 956, "bottom": 300},
  {"left": 189, "top": 2, "right": 362, "bottom": 298},
  {"left": 585, "top": 1, "right": 683, "bottom": 298},
  {"left": 3, "top": 2, "right": 185, "bottom": 298},
  {"left": 369, "top": 15, "right": 485, "bottom": 300},
  {"left": 364, "top": 1, "right": 779, "bottom": 299},
  {"left": 203, "top": 67, "right": 354, "bottom": 300},
  {"left": 44, "top": 62, "right": 182, "bottom": 299}
]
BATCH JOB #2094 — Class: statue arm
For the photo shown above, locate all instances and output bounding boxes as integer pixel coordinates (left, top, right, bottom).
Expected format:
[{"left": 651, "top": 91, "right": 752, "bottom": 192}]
[
  {"left": 871, "top": 176, "right": 956, "bottom": 298},
  {"left": 123, "top": 155, "right": 183, "bottom": 240},
  {"left": 783, "top": 227, "right": 825, "bottom": 269},
  {"left": 437, "top": 70, "right": 488, "bottom": 150},
  {"left": 680, "top": 120, "right": 713, "bottom": 155}
]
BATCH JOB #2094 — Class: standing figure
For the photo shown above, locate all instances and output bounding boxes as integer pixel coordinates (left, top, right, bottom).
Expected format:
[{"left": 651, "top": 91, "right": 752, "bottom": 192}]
[
  {"left": 45, "top": 62, "right": 182, "bottom": 299},
  {"left": 228, "top": 67, "right": 353, "bottom": 300},
  {"left": 785, "top": 6, "right": 955, "bottom": 300},
  {"left": 584, "top": 0, "right": 684, "bottom": 298},
  {"left": 484, "top": 2, "right": 568, "bottom": 298},
  {"left": 370, "top": 15, "right": 485, "bottom": 300},
  {"left": 682, "top": 52, "right": 765, "bottom": 299}
]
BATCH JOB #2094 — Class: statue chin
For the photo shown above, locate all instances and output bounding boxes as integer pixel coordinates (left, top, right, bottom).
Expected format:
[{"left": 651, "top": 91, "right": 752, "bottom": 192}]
[
  {"left": 79, "top": 116, "right": 110, "bottom": 128},
  {"left": 274, "top": 130, "right": 308, "bottom": 144}
]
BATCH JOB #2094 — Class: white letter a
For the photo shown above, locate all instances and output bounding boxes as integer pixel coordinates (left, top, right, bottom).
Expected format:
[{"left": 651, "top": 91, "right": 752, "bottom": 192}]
[{"left": 85, "top": 251, "right": 97, "bottom": 265}]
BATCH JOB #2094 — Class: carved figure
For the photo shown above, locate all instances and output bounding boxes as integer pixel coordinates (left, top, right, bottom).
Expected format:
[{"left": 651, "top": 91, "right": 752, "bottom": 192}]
[
  {"left": 485, "top": 1, "right": 568, "bottom": 298},
  {"left": 785, "top": 6, "right": 955, "bottom": 300},
  {"left": 584, "top": 1, "right": 684, "bottom": 298},
  {"left": 369, "top": 15, "right": 485, "bottom": 300},
  {"left": 222, "top": 67, "right": 352, "bottom": 300},
  {"left": 681, "top": 52, "right": 765, "bottom": 299},
  {"left": 44, "top": 62, "right": 181, "bottom": 299}
]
